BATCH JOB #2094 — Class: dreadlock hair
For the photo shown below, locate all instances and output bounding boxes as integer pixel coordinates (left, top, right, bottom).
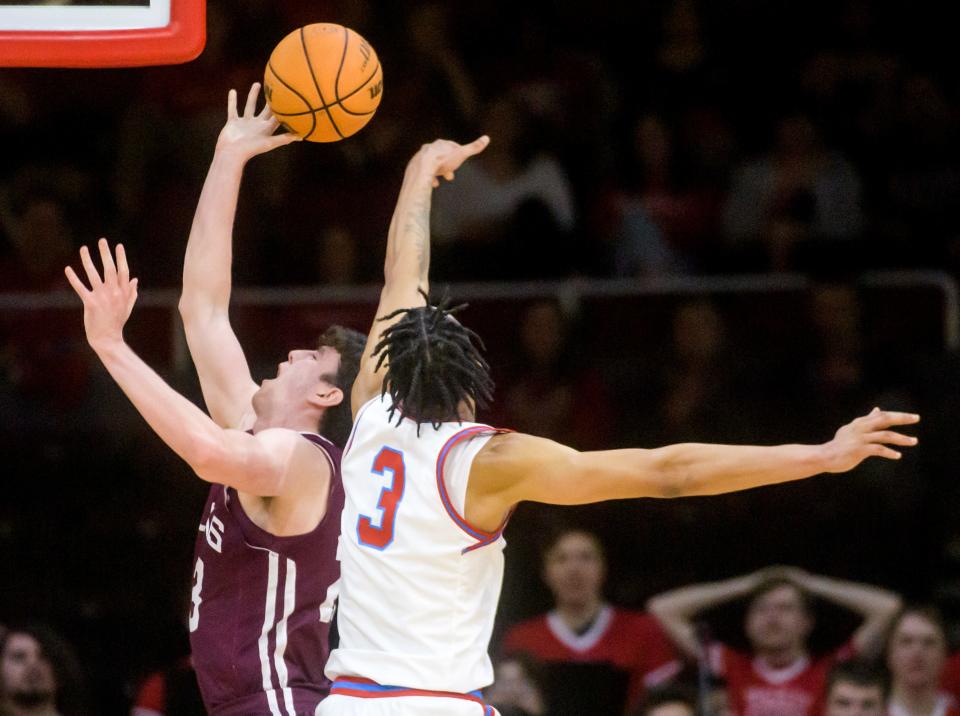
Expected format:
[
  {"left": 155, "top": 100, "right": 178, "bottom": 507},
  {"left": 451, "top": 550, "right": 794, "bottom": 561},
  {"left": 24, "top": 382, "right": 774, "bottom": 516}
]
[{"left": 373, "top": 292, "right": 494, "bottom": 433}]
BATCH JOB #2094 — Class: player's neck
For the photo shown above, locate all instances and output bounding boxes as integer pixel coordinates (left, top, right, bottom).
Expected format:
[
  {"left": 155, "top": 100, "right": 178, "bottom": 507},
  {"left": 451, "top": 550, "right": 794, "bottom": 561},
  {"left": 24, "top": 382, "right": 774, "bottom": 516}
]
[
  {"left": 251, "top": 407, "right": 322, "bottom": 435},
  {"left": 556, "top": 598, "right": 604, "bottom": 632},
  {"left": 890, "top": 683, "right": 939, "bottom": 715},
  {"left": 756, "top": 644, "right": 807, "bottom": 670}
]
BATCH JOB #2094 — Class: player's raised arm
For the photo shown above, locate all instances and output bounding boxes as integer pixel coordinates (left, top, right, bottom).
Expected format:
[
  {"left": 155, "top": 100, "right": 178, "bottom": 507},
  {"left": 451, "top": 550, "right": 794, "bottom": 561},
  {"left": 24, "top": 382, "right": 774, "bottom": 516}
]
[
  {"left": 178, "top": 83, "right": 301, "bottom": 429},
  {"left": 351, "top": 136, "right": 489, "bottom": 417},
  {"left": 468, "top": 409, "right": 919, "bottom": 527},
  {"left": 67, "top": 239, "right": 310, "bottom": 497}
]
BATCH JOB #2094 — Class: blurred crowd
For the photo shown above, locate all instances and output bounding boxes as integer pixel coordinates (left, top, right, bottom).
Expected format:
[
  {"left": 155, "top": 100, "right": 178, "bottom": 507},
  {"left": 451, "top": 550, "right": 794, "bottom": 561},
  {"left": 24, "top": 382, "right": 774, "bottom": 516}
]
[
  {"left": 6, "top": 530, "right": 960, "bottom": 715},
  {"left": 0, "top": 0, "right": 958, "bottom": 288},
  {"left": 3, "top": 0, "right": 960, "bottom": 713}
]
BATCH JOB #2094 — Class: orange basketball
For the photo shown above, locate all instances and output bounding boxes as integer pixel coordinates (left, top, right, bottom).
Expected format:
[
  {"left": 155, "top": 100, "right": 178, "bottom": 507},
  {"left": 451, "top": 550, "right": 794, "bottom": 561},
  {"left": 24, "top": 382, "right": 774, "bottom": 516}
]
[{"left": 264, "top": 23, "right": 383, "bottom": 143}]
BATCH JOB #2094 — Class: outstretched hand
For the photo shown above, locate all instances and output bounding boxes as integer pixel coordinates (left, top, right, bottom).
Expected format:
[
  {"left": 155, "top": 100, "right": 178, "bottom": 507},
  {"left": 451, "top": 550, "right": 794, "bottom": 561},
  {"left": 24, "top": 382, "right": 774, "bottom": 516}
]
[
  {"left": 821, "top": 407, "right": 919, "bottom": 472},
  {"left": 217, "top": 83, "right": 301, "bottom": 159},
  {"left": 414, "top": 136, "right": 490, "bottom": 188},
  {"left": 65, "top": 238, "right": 139, "bottom": 350}
]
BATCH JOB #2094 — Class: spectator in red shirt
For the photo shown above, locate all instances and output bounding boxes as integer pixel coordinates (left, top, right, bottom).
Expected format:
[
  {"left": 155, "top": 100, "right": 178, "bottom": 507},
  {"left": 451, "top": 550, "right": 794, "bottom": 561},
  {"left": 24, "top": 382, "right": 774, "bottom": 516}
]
[
  {"left": 885, "top": 607, "right": 960, "bottom": 716},
  {"left": 130, "top": 656, "right": 204, "bottom": 716},
  {"left": 824, "top": 660, "right": 888, "bottom": 716},
  {"left": 649, "top": 566, "right": 902, "bottom": 716},
  {"left": 940, "top": 653, "right": 960, "bottom": 706},
  {"left": 501, "top": 529, "right": 682, "bottom": 715}
]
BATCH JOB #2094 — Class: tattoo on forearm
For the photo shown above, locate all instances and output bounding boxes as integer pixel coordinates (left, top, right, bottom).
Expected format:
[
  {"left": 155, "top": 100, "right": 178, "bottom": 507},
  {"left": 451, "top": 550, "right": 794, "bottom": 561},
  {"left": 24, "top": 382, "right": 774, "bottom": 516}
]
[{"left": 402, "top": 191, "right": 432, "bottom": 280}]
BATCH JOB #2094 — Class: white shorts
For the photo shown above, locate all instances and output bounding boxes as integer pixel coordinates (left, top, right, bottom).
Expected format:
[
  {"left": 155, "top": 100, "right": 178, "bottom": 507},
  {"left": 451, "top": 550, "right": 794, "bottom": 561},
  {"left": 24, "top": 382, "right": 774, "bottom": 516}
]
[{"left": 317, "top": 693, "right": 498, "bottom": 716}]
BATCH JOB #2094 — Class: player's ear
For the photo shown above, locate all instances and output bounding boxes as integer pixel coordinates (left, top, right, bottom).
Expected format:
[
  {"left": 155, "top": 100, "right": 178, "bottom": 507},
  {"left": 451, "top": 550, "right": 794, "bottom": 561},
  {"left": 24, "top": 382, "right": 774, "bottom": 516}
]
[{"left": 311, "top": 384, "right": 344, "bottom": 409}]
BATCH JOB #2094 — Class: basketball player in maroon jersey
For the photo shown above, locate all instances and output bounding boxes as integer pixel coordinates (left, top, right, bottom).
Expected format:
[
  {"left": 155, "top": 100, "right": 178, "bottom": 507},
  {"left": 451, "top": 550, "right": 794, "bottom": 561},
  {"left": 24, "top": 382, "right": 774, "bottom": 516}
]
[{"left": 65, "top": 85, "right": 364, "bottom": 716}]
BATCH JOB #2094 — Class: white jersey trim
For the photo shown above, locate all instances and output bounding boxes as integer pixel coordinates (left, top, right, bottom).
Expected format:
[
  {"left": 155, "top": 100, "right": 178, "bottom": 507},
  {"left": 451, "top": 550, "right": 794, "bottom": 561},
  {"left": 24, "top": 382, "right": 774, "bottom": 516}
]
[
  {"left": 546, "top": 605, "right": 614, "bottom": 653},
  {"left": 751, "top": 653, "right": 811, "bottom": 685},
  {"left": 889, "top": 694, "right": 956, "bottom": 716},
  {"left": 259, "top": 551, "right": 284, "bottom": 716},
  {"left": 254, "top": 550, "right": 300, "bottom": 716},
  {"left": 274, "top": 558, "right": 297, "bottom": 714}
]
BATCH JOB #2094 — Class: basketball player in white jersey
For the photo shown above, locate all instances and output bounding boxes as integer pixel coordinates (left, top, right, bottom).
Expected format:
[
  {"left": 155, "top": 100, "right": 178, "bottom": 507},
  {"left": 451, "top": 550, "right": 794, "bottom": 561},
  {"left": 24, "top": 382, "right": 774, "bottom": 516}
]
[{"left": 318, "top": 137, "right": 920, "bottom": 716}]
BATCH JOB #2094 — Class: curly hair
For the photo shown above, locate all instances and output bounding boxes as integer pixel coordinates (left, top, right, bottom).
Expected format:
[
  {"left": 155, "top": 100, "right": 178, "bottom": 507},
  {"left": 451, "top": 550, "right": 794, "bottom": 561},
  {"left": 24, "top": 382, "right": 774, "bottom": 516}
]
[{"left": 373, "top": 294, "right": 494, "bottom": 433}]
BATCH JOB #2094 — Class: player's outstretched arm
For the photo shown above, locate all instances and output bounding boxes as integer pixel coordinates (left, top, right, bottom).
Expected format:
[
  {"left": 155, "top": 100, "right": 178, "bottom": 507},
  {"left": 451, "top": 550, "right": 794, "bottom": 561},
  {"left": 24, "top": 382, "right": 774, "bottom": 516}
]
[
  {"left": 179, "top": 83, "right": 300, "bottom": 429},
  {"left": 474, "top": 408, "right": 918, "bottom": 507},
  {"left": 646, "top": 570, "right": 770, "bottom": 660},
  {"left": 351, "top": 135, "right": 489, "bottom": 417},
  {"left": 777, "top": 566, "right": 902, "bottom": 658},
  {"left": 67, "top": 240, "right": 312, "bottom": 497}
]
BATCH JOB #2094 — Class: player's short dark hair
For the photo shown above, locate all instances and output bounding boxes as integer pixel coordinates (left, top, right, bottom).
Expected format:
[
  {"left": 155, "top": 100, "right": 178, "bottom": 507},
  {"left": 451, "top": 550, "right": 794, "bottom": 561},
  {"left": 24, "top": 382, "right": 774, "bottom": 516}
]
[
  {"left": 635, "top": 684, "right": 697, "bottom": 716},
  {"left": 373, "top": 294, "right": 494, "bottom": 432},
  {"left": 826, "top": 659, "right": 890, "bottom": 701},
  {"left": 316, "top": 325, "right": 366, "bottom": 447},
  {"left": 748, "top": 577, "right": 814, "bottom": 615}
]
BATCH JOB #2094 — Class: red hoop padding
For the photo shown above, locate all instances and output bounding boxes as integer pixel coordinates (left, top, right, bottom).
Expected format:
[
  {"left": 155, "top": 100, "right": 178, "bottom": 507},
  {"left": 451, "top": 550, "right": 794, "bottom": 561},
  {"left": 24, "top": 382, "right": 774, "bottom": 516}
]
[{"left": 0, "top": 0, "right": 205, "bottom": 68}]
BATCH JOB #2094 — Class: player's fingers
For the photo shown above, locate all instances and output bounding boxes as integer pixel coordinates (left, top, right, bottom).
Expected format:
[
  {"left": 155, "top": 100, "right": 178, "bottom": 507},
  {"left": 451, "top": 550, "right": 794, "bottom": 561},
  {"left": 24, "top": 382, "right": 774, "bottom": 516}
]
[
  {"left": 244, "top": 83, "right": 261, "bottom": 117},
  {"left": 870, "top": 444, "right": 902, "bottom": 460},
  {"left": 465, "top": 135, "right": 490, "bottom": 155},
  {"left": 444, "top": 171, "right": 455, "bottom": 182},
  {"left": 867, "top": 411, "right": 921, "bottom": 430},
  {"left": 64, "top": 266, "right": 90, "bottom": 298},
  {"left": 127, "top": 278, "right": 139, "bottom": 311},
  {"left": 432, "top": 178, "right": 440, "bottom": 189},
  {"left": 268, "top": 132, "right": 302, "bottom": 149},
  {"left": 116, "top": 243, "right": 130, "bottom": 284},
  {"left": 98, "top": 238, "right": 117, "bottom": 283},
  {"left": 227, "top": 89, "right": 238, "bottom": 120},
  {"left": 258, "top": 101, "right": 274, "bottom": 121},
  {"left": 866, "top": 430, "right": 918, "bottom": 447},
  {"left": 79, "top": 245, "right": 103, "bottom": 287},
  {"left": 265, "top": 114, "right": 280, "bottom": 132}
]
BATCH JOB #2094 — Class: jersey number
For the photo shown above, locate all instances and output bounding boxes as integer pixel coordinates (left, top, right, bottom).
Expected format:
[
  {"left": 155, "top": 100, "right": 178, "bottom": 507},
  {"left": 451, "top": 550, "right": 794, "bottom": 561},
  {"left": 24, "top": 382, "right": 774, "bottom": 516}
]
[
  {"left": 188, "top": 557, "right": 204, "bottom": 632},
  {"left": 357, "top": 447, "right": 405, "bottom": 550}
]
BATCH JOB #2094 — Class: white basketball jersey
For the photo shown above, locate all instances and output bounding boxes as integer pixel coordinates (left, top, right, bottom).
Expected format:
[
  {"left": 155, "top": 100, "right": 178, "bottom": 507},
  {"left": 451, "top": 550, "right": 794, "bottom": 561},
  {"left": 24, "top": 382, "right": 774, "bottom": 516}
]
[{"left": 325, "top": 395, "right": 509, "bottom": 693}]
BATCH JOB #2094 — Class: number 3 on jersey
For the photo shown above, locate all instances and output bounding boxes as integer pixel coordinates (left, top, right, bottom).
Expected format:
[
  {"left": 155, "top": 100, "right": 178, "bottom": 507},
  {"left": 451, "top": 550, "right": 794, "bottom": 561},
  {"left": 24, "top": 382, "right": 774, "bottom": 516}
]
[
  {"left": 189, "top": 557, "right": 204, "bottom": 632},
  {"left": 357, "top": 447, "right": 405, "bottom": 550}
]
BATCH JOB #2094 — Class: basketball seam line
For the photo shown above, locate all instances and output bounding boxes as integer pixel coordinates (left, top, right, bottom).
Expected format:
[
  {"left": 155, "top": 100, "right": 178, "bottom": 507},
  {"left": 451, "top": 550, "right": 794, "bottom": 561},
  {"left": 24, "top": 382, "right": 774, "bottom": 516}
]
[
  {"left": 269, "top": 61, "right": 381, "bottom": 117},
  {"left": 334, "top": 25, "right": 349, "bottom": 106},
  {"left": 300, "top": 26, "right": 344, "bottom": 141},
  {"left": 326, "top": 25, "right": 377, "bottom": 118},
  {"left": 267, "top": 60, "right": 317, "bottom": 139}
]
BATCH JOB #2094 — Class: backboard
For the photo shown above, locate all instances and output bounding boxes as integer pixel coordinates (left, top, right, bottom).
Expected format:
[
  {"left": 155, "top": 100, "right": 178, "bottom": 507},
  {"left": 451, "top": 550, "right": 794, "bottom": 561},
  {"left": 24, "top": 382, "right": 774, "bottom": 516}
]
[{"left": 0, "top": 0, "right": 205, "bottom": 67}]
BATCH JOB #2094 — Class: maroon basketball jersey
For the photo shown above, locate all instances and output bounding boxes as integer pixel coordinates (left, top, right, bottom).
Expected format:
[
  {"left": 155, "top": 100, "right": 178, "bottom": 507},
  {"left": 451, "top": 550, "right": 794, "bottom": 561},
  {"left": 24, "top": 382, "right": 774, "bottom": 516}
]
[{"left": 188, "top": 433, "right": 343, "bottom": 716}]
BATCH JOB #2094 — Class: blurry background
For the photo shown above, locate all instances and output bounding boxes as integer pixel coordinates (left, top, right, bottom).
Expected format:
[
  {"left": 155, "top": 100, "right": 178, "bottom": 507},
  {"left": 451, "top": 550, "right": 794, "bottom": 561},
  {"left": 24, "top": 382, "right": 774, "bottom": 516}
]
[{"left": 2, "top": 0, "right": 960, "bottom": 711}]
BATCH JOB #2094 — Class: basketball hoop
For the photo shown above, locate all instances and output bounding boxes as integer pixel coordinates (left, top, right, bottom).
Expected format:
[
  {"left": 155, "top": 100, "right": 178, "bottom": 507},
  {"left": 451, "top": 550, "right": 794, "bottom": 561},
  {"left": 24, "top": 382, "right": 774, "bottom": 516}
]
[{"left": 0, "top": 0, "right": 205, "bottom": 67}]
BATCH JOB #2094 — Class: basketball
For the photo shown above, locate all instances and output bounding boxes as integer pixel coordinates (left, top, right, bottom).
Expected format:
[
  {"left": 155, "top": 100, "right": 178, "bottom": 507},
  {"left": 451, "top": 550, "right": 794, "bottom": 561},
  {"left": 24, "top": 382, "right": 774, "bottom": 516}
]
[{"left": 264, "top": 23, "right": 383, "bottom": 143}]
